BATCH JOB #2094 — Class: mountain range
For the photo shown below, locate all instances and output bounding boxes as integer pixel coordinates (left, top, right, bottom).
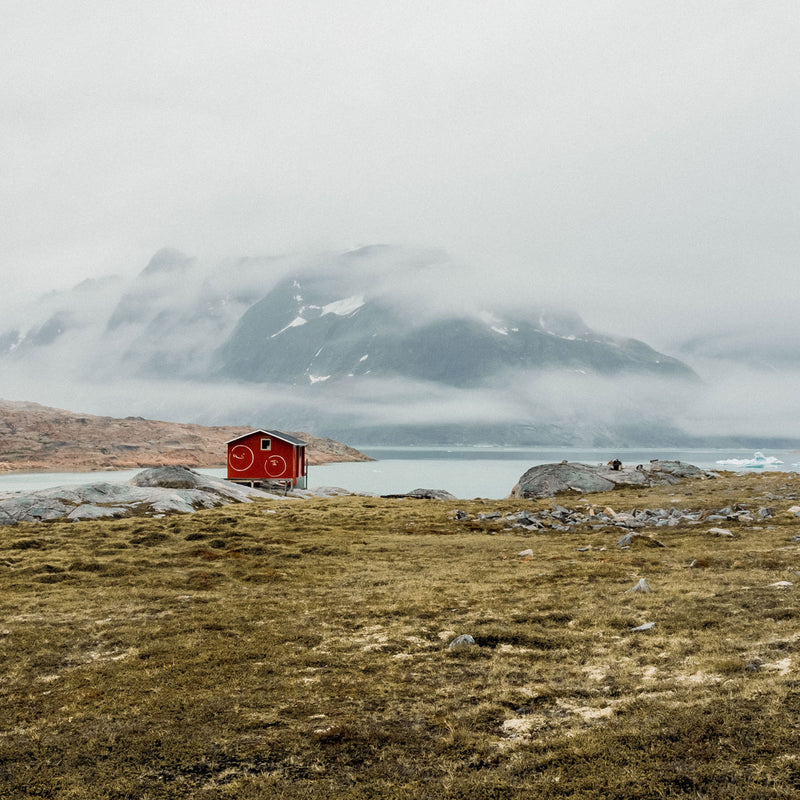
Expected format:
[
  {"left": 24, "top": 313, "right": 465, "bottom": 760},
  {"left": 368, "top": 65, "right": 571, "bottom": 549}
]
[{"left": 0, "top": 245, "right": 753, "bottom": 446}]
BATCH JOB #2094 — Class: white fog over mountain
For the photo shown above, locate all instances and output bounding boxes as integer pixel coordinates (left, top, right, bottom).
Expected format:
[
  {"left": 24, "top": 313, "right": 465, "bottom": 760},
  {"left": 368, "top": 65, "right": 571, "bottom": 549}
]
[
  {"left": 2, "top": 3, "right": 799, "bottom": 444},
  {"left": 1, "top": 244, "right": 798, "bottom": 446}
]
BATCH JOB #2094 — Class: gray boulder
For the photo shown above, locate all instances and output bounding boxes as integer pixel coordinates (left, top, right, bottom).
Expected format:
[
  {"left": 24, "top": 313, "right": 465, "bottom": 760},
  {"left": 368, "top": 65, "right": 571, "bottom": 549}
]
[
  {"left": 404, "top": 488, "right": 457, "bottom": 500},
  {"left": 380, "top": 488, "right": 457, "bottom": 500},
  {"left": 130, "top": 465, "right": 209, "bottom": 489},
  {"left": 512, "top": 462, "right": 616, "bottom": 499}
]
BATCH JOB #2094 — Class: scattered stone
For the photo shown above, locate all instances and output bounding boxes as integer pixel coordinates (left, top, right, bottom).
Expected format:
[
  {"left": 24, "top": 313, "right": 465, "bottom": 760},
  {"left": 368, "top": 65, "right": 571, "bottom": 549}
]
[
  {"left": 708, "top": 527, "right": 734, "bottom": 537},
  {"left": 626, "top": 578, "right": 652, "bottom": 593},
  {"left": 769, "top": 581, "right": 793, "bottom": 588},
  {"left": 518, "top": 548, "right": 534, "bottom": 558},
  {"left": 630, "top": 622, "right": 655, "bottom": 632},
  {"left": 448, "top": 634, "right": 476, "bottom": 650}
]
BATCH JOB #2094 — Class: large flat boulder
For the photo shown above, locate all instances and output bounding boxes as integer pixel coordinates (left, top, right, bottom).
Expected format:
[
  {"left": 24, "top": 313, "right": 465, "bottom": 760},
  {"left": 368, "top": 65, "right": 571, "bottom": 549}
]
[{"left": 512, "top": 463, "right": 616, "bottom": 498}]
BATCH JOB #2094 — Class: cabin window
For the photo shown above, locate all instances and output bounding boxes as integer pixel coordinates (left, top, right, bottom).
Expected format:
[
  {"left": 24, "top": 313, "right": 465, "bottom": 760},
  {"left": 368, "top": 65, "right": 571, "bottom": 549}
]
[{"left": 260, "top": 438, "right": 272, "bottom": 451}]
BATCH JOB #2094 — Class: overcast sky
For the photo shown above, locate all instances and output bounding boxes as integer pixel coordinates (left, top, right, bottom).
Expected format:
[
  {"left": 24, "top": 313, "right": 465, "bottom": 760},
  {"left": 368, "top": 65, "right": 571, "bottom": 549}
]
[{"left": 3, "top": 1, "right": 799, "bottom": 342}]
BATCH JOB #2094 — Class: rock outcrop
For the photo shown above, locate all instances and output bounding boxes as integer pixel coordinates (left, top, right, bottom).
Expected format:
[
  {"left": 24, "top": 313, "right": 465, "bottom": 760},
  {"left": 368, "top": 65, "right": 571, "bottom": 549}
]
[
  {"left": 380, "top": 488, "right": 458, "bottom": 500},
  {"left": 511, "top": 459, "right": 716, "bottom": 499},
  {"left": 0, "top": 466, "right": 289, "bottom": 525}
]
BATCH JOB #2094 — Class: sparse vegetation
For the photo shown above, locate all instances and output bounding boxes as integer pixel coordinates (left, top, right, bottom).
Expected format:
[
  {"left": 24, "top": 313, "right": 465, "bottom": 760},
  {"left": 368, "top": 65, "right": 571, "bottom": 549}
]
[{"left": 1, "top": 471, "right": 799, "bottom": 798}]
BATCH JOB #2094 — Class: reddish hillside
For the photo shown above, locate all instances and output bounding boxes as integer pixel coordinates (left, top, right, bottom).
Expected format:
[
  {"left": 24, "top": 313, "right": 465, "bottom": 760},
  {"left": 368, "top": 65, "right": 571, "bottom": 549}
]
[{"left": 0, "top": 399, "right": 371, "bottom": 472}]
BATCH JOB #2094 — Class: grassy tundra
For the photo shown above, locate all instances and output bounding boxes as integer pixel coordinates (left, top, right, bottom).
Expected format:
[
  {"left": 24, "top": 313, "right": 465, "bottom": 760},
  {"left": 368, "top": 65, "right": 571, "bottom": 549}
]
[{"left": 1, "top": 471, "right": 799, "bottom": 798}]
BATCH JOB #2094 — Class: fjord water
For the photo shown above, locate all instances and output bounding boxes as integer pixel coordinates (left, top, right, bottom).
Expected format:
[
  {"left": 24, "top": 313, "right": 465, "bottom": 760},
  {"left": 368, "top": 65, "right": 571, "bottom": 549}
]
[
  {"left": 313, "top": 446, "right": 800, "bottom": 499},
  {"left": 2, "top": 447, "right": 798, "bottom": 500}
]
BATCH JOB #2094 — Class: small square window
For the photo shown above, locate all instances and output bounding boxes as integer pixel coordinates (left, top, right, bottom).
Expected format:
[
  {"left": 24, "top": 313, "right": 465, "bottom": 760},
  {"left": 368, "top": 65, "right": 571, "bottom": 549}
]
[{"left": 260, "top": 438, "right": 271, "bottom": 451}]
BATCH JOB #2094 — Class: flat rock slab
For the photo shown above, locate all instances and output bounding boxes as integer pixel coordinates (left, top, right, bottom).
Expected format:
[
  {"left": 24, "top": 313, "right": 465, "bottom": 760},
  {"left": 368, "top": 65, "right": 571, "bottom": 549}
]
[
  {"left": 512, "top": 460, "right": 715, "bottom": 499},
  {"left": 0, "top": 466, "right": 287, "bottom": 525},
  {"left": 380, "top": 488, "right": 457, "bottom": 501}
]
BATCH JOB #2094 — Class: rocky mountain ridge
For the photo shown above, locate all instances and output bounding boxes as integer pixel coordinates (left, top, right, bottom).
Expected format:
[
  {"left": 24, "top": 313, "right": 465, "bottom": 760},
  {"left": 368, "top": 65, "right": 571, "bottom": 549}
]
[
  {"left": 0, "top": 245, "right": 708, "bottom": 445},
  {"left": 0, "top": 399, "right": 370, "bottom": 472},
  {"left": 1, "top": 247, "right": 695, "bottom": 388}
]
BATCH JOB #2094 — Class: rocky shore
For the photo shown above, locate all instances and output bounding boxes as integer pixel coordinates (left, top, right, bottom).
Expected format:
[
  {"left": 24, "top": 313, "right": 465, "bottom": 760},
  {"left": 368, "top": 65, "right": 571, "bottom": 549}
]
[
  {"left": 0, "top": 398, "right": 371, "bottom": 472},
  {"left": 0, "top": 458, "right": 748, "bottom": 527}
]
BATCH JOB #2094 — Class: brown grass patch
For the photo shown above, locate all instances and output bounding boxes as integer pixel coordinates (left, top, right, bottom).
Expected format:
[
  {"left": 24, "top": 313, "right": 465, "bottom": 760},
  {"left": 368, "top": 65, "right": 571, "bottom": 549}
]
[{"left": 1, "top": 471, "right": 799, "bottom": 797}]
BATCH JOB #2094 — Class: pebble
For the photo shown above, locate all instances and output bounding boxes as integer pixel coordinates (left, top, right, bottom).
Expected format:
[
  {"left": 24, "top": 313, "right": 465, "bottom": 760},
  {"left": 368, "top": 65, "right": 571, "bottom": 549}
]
[{"left": 630, "top": 622, "right": 655, "bottom": 632}]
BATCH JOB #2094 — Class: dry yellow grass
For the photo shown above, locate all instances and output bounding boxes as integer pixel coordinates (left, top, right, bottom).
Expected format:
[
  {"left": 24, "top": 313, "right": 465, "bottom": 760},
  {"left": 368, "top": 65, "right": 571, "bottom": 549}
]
[{"left": 1, "top": 471, "right": 799, "bottom": 798}]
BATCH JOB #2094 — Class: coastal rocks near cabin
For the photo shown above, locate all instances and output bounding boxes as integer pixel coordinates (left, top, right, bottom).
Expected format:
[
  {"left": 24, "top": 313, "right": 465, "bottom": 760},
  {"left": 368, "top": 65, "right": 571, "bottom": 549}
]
[
  {"left": 511, "top": 459, "right": 716, "bottom": 499},
  {"left": 0, "top": 467, "right": 283, "bottom": 525}
]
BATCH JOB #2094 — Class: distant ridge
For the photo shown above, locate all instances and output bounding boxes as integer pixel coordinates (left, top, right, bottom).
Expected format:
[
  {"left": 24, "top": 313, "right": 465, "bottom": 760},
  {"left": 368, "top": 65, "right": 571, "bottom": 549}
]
[{"left": 0, "top": 399, "right": 370, "bottom": 472}]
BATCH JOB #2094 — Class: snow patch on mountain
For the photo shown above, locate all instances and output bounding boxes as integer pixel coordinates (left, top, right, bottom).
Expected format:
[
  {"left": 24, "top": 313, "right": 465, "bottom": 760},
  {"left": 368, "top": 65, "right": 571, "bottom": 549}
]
[
  {"left": 271, "top": 316, "right": 307, "bottom": 338},
  {"left": 321, "top": 295, "right": 364, "bottom": 317}
]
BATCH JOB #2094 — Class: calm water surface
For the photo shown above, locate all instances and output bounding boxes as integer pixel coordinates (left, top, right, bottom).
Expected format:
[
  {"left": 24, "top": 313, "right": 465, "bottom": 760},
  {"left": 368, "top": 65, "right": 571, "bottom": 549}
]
[{"left": 2, "top": 446, "right": 797, "bottom": 500}]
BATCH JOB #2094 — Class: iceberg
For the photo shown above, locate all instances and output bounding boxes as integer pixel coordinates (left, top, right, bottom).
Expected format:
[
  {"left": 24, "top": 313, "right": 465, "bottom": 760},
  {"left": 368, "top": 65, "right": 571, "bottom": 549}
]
[{"left": 715, "top": 451, "right": 784, "bottom": 469}]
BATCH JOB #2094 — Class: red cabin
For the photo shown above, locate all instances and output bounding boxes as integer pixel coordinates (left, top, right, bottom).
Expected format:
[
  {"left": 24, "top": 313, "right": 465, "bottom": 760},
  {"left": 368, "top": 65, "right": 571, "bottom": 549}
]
[{"left": 226, "top": 430, "right": 308, "bottom": 489}]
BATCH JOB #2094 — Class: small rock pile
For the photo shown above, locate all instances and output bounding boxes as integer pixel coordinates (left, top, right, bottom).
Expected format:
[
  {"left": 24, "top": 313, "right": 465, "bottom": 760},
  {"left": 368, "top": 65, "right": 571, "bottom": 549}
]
[{"left": 454, "top": 503, "right": 777, "bottom": 533}]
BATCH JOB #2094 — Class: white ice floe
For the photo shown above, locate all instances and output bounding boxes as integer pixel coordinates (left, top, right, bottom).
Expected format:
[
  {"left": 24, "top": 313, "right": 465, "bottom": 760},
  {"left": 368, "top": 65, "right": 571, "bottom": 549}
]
[
  {"left": 308, "top": 374, "right": 331, "bottom": 383},
  {"left": 715, "top": 451, "right": 784, "bottom": 469}
]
